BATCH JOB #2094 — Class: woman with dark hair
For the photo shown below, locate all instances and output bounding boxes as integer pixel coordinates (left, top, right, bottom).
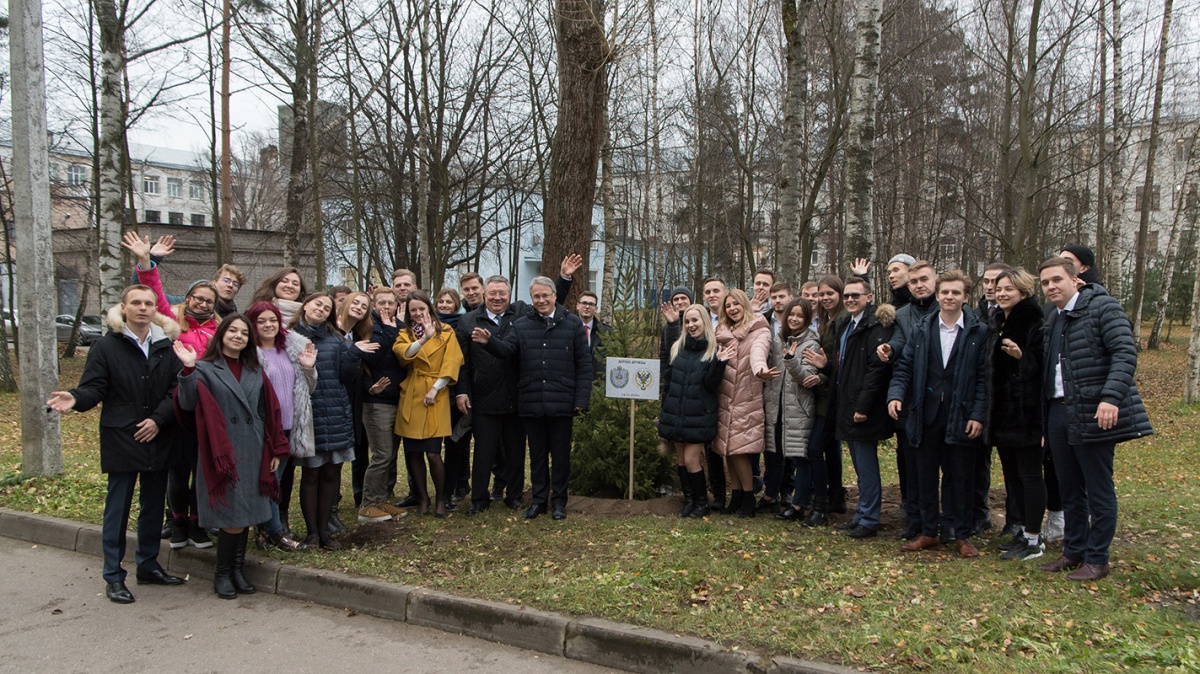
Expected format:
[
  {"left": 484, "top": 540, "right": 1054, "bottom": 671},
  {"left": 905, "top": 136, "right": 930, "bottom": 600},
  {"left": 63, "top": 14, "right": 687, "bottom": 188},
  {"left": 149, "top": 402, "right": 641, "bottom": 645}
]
[
  {"left": 434, "top": 288, "right": 463, "bottom": 328},
  {"left": 336, "top": 291, "right": 374, "bottom": 517},
  {"left": 251, "top": 268, "right": 309, "bottom": 325},
  {"left": 987, "top": 268, "right": 1050, "bottom": 561},
  {"left": 393, "top": 291, "right": 464, "bottom": 517},
  {"left": 805, "top": 275, "right": 849, "bottom": 516},
  {"left": 433, "top": 287, "right": 468, "bottom": 504},
  {"left": 174, "top": 315, "right": 290, "bottom": 599},
  {"left": 713, "top": 289, "right": 775, "bottom": 518},
  {"left": 246, "top": 301, "right": 317, "bottom": 551},
  {"left": 768, "top": 299, "right": 824, "bottom": 523},
  {"left": 289, "top": 293, "right": 377, "bottom": 549}
]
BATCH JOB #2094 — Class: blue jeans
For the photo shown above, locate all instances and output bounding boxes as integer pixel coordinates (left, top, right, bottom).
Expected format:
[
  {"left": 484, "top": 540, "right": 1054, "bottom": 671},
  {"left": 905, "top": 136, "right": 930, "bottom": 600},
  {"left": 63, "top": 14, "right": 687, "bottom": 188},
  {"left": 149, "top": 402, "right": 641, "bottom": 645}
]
[{"left": 845, "top": 440, "right": 881, "bottom": 529}]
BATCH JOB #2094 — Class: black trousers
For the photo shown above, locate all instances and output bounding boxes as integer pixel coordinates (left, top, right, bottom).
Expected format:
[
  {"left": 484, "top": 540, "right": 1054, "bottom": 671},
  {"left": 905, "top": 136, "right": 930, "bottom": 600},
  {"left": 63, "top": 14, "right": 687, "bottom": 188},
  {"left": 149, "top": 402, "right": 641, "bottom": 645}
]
[
  {"left": 1046, "top": 401, "right": 1117, "bottom": 565},
  {"left": 915, "top": 423, "right": 975, "bottom": 539},
  {"left": 472, "top": 412, "right": 526, "bottom": 506},
  {"left": 166, "top": 429, "right": 198, "bottom": 519},
  {"left": 895, "top": 427, "right": 920, "bottom": 524},
  {"left": 997, "top": 444, "right": 1047, "bottom": 534},
  {"left": 523, "top": 415, "right": 573, "bottom": 508},
  {"left": 444, "top": 406, "right": 472, "bottom": 497},
  {"left": 102, "top": 469, "right": 168, "bottom": 583},
  {"left": 706, "top": 443, "right": 726, "bottom": 502}
]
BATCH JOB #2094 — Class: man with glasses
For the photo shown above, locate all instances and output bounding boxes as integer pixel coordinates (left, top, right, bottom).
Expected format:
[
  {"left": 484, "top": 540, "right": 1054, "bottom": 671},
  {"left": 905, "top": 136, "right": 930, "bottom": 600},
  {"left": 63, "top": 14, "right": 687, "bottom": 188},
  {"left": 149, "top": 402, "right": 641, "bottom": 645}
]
[
  {"left": 830, "top": 278, "right": 894, "bottom": 539},
  {"left": 576, "top": 291, "right": 611, "bottom": 381}
]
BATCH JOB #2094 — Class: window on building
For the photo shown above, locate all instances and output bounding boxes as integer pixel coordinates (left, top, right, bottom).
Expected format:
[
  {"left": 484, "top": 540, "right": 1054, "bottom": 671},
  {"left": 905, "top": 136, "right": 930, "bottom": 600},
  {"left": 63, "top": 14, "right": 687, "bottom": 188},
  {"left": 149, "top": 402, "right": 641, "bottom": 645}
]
[
  {"left": 144, "top": 210, "right": 161, "bottom": 223},
  {"left": 168, "top": 211, "right": 184, "bottom": 225},
  {"left": 142, "top": 175, "right": 160, "bottom": 195},
  {"left": 189, "top": 181, "right": 204, "bottom": 199},
  {"left": 1134, "top": 184, "right": 1160, "bottom": 212},
  {"left": 810, "top": 249, "right": 821, "bottom": 267},
  {"left": 1177, "top": 137, "right": 1194, "bottom": 163},
  {"left": 191, "top": 213, "right": 206, "bottom": 227},
  {"left": 49, "top": 163, "right": 60, "bottom": 182},
  {"left": 167, "top": 177, "right": 183, "bottom": 198},
  {"left": 67, "top": 164, "right": 87, "bottom": 186},
  {"left": 938, "top": 237, "right": 961, "bottom": 263}
]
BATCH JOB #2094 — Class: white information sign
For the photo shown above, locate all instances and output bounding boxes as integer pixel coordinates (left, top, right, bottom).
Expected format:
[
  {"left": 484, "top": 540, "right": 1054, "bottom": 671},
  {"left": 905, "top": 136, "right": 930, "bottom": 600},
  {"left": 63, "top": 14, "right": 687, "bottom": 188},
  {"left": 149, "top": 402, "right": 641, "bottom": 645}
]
[{"left": 604, "top": 357, "right": 660, "bottom": 401}]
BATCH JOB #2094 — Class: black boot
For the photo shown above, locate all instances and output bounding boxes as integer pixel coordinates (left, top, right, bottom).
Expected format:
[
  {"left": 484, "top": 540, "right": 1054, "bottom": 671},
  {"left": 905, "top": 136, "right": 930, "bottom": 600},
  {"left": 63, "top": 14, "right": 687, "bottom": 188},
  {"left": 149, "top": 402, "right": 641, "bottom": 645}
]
[
  {"left": 738, "top": 492, "right": 756, "bottom": 518},
  {"left": 328, "top": 498, "right": 347, "bottom": 535},
  {"left": 802, "top": 498, "right": 829, "bottom": 527},
  {"left": 230, "top": 530, "right": 256, "bottom": 595},
  {"left": 724, "top": 489, "right": 743, "bottom": 515},
  {"left": 828, "top": 487, "right": 848, "bottom": 514},
  {"left": 687, "top": 472, "right": 710, "bottom": 518},
  {"left": 677, "top": 466, "right": 695, "bottom": 518},
  {"left": 213, "top": 530, "right": 237, "bottom": 600}
]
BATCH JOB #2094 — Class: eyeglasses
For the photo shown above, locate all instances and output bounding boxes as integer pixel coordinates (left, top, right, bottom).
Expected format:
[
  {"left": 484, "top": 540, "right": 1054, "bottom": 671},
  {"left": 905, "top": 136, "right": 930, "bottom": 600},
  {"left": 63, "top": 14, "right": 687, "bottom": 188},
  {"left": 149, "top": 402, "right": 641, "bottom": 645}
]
[
  {"left": 219, "top": 277, "right": 241, "bottom": 289},
  {"left": 578, "top": 300, "right": 597, "bottom": 307},
  {"left": 842, "top": 292, "right": 865, "bottom": 300},
  {"left": 189, "top": 296, "right": 216, "bottom": 306}
]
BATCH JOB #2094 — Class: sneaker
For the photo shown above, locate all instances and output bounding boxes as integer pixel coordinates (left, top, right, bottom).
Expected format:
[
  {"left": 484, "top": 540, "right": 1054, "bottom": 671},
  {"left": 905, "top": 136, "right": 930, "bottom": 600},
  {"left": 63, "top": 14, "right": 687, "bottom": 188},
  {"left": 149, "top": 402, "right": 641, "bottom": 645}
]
[
  {"left": 187, "top": 523, "right": 213, "bottom": 549},
  {"left": 996, "top": 532, "right": 1024, "bottom": 551},
  {"left": 169, "top": 521, "right": 189, "bottom": 549},
  {"left": 378, "top": 502, "right": 407, "bottom": 518},
  {"left": 1000, "top": 538, "right": 1045, "bottom": 561},
  {"left": 1043, "top": 513, "right": 1064, "bottom": 543},
  {"left": 358, "top": 505, "right": 393, "bottom": 523}
]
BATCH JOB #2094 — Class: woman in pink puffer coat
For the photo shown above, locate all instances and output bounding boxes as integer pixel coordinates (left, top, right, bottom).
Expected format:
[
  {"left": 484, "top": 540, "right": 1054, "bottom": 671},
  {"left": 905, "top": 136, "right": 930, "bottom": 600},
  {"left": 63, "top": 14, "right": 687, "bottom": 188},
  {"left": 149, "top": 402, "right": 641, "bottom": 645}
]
[{"left": 714, "top": 288, "right": 776, "bottom": 519}]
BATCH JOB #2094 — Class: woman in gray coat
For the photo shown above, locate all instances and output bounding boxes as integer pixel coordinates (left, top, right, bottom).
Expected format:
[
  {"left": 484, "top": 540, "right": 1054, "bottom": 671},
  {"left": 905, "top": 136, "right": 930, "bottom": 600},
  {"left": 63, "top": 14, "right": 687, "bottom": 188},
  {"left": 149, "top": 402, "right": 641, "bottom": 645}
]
[
  {"left": 175, "top": 315, "right": 290, "bottom": 600},
  {"left": 769, "top": 299, "right": 823, "bottom": 523}
]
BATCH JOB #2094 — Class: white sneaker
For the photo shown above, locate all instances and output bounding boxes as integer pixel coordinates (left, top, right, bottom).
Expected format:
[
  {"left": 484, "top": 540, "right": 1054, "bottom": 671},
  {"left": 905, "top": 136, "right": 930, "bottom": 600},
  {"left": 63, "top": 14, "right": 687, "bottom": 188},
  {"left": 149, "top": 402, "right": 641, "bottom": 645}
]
[{"left": 1043, "top": 511, "right": 1064, "bottom": 543}]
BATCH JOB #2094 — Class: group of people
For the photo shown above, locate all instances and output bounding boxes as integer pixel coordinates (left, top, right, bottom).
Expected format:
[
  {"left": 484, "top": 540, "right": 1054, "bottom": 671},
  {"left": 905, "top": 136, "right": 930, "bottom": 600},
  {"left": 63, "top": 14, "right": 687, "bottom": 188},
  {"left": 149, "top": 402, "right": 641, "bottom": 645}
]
[
  {"left": 656, "top": 247, "right": 1151, "bottom": 583},
  {"left": 47, "top": 234, "right": 1151, "bottom": 604},
  {"left": 48, "top": 236, "right": 601, "bottom": 603}
]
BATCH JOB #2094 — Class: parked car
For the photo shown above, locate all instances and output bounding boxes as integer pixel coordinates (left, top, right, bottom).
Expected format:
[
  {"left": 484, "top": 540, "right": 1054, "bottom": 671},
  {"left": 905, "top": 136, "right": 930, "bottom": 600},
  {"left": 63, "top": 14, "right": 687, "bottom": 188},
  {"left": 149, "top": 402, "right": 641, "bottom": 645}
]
[{"left": 56, "top": 314, "right": 104, "bottom": 345}]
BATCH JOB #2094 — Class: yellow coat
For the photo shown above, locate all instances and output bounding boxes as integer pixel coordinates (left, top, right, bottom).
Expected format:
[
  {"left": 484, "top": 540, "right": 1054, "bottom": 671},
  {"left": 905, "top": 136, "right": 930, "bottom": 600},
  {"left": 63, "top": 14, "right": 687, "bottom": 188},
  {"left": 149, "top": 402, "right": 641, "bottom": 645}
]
[{"left": 393, "top": 325, "right": 464, "bottom": 439}]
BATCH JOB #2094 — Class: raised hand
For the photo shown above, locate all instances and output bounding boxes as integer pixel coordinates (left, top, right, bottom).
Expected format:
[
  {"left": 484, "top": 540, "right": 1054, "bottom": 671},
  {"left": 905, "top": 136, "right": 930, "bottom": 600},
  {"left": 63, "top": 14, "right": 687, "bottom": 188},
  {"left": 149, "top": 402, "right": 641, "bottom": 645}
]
[
  {"left": 354, "top": 340, "right": 380, "bottom": 353},
  {"left": 298, "top": 342, "right": 317, "bottom": 369},
  {"left": 560, "top": 253, "right": 584, "bottom": 279},
  {"left": 801, "top": 346, "right": 827, "bottom": 369},
  {"left": 149, "top": 235, "right": 176, "bottom": 258},
  {"left": 999, "top": 338, "right": 1022, "bottom": 360},
  {"left": 750, "top": 287, "right": 768, "bottom": 312},
  {"left": 46, "top": 391, "right": 76, "bottom": 412},
  {"left": 786, "top": 340, "right": 800, "bottom": 357},
  {"left": 850, "top": 257, "right": 870, "bottom": 276},
  {"left": 716, "top": 342, "right": 737, "bottom": 362},
  {"left": 120, "top": 231, "right": 153, "bottom": 267},
  {"left": 173, "top": 341, "right": 197, "bottom": 368},
  {"left": 471, "top": 327, "right": 492, "bottom": 344},
  {"left": 756, "top": 366, "right": 781, "bottom": 382},
  {"left": 369, "top": 376, "right": 392, "bottom": 395},
  {"left": 659, "top": 302, "right": 679, "bottom": 324}
]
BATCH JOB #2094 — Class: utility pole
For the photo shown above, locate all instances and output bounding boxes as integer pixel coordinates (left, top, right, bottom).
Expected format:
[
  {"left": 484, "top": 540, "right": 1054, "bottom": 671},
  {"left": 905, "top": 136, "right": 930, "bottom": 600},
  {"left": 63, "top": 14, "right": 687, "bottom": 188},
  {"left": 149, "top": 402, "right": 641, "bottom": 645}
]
[{"left": 9, "top": 0, "right": 64, "bottom": 476}]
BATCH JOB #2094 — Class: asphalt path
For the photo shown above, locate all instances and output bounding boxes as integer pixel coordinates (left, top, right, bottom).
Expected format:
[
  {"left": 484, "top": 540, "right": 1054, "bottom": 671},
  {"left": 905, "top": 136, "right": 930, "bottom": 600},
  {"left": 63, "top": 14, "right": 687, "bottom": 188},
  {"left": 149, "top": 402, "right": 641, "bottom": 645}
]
[{"left": 0, "top": 535, "right": 620, "bottom": 673}]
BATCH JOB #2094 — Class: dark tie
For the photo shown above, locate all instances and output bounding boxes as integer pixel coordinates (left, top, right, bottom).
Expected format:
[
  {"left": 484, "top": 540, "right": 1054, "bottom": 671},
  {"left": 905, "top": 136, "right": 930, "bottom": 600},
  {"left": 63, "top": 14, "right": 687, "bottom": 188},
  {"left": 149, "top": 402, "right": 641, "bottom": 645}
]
[
  {"left": 585, "top": 324, "right": 591, "bottom": 345},
  {"left": 837, "top": 319, "right": 854, "bottom": 379}
]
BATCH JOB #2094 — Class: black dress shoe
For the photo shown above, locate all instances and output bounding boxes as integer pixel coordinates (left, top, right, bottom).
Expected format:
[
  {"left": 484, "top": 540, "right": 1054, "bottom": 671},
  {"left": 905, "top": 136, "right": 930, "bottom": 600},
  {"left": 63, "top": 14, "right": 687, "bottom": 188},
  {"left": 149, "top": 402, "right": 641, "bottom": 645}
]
[
  {"left": 523, "top": 504, "right": 546, "bottom": 520},
  {"left": 394, "top": 494, "right": 420, "bottom": 508},
  {"left": 468, "top": 502, "right": 490, "bottom": 516},
  {"left": 105, "top": 581, "right": 135, "bottom": 604},
  {"left": 504, "top": 498, "right": 523, "bottom": 510},
  {"left": 845, "top": 524, "right": 878, "bottom": 539},
  {"left": 834, "top": 520, "right": 858, "bottom": 531},
  {"left": 551, "top": 504, "right": 567, "bottom": 521},
  {"left": 895, "top": 523, "right": 922, "bottom": 540},
  {"left": 775, "top": 507, "right": 804, "bottom": 521},
  {"left": 136, "top": 568, "right": 186, "bottom": 586}
]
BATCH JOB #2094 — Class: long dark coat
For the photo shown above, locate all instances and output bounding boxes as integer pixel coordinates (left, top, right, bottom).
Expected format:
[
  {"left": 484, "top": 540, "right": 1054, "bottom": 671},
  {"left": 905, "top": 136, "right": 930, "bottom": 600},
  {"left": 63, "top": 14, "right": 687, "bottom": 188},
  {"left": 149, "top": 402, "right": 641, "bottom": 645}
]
[
  {"left": 658, "top": 334, "right": 727, "bottom": 444},
  {"left": 985, "top": 296, "right": 1044, "bottom": 447}
]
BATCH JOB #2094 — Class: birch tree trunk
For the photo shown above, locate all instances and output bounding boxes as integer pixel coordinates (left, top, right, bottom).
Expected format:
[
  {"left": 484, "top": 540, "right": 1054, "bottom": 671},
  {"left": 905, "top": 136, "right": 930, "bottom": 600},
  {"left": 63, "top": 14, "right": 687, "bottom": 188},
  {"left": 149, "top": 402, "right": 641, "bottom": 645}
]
[
  {"left": 1147, "top": 123, "right": 1196, "bottom": 349},
  {"left": 778, "top": 0, "right": 813, "bottom": 285},
  {"left": 542, "top": 0, "right": 610, "bottom": 290},
  {"left": 1108, "top": 0, "right": 1126, "bottom": 294},
  {"left": 842, "top": 0, "right": 883, "bottom": 262},
  {"left": 93, "top": 0, "right": 128, "bottom": 309},
  {"left": 600, "top": 103, "right": 617, "bottom": 310},
  {"left": 1130, "top": 0, "right": 1173, "bottom": 346}
]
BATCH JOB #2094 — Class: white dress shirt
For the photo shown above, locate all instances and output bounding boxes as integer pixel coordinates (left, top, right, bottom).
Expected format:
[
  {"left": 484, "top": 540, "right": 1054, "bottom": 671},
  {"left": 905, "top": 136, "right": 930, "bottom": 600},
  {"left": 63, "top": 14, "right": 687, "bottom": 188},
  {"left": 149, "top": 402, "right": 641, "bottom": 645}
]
[
  {"left": 1052, "top": 292, "right": 1080, "bottom": 399},
  {"left": 938, "top": 312, "right": 964, "bottom": 368}
]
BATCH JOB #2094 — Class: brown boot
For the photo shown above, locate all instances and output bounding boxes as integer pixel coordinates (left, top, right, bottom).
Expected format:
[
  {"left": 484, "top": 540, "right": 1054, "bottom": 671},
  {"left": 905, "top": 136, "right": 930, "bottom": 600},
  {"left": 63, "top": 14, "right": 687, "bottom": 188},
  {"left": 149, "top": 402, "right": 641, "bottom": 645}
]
[
  {"left": 900, "top": 535, "right": 940, "bottom": 552},
  {"left": 956, "top": 539, "right": 980, "bottom": 558}
]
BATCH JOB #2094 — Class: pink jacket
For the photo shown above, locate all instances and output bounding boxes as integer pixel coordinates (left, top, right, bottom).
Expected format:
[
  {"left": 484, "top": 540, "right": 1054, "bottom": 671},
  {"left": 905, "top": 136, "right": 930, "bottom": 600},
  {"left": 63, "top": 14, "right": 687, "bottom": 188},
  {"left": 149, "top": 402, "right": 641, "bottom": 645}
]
[
  {"left": 137, "top": 265, "right": 218, "bottom": 353},
  {"left": 713, "top": 314, "right": 771, "bottom": 456}
]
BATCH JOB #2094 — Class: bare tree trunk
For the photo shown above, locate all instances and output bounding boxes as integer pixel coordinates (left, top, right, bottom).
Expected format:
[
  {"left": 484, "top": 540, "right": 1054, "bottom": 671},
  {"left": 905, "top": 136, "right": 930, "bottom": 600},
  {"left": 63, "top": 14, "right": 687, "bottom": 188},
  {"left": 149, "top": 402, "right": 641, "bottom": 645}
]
[
  {"left": 1186, "top": 222, "right": 1200, "bottom": 404},
  {"left": 282, "top": 0, "right": 312, "bottom": 267},
  {"left": 541, "top": 0, "right": 610, "bottom": 290},
  {"left": 1014, "top": 0, "right": 1044, "bottom": 270},
  {"left": 842, "top": 0, "right": 883, "bottom": 262},
  {"left": 1094, "top": 0, "right": 1107, "bottom": 271},
  {"left": 308, "top": 0, "right": 326, "bottom": 284},
  {"left": 1148, "top": 123, "right": 1197, "bottom": 349},
  {"left": 778, "top": 0, "right": 813, "bottom": 285},
  {"left": 1130, "top": 0, "right": 1173, "bottom": 345},
  {"left": 94, "top": 0, "right": 129, "bottom": 309},
  {"left": 600, "top": 104, "right": 617, "bottom": 310},
  {"left": 218, "top": 0, "right": 233, "bottom": 263},
  {"left": 1108, "top": 0, "right": 1126, "bottom": 293}
]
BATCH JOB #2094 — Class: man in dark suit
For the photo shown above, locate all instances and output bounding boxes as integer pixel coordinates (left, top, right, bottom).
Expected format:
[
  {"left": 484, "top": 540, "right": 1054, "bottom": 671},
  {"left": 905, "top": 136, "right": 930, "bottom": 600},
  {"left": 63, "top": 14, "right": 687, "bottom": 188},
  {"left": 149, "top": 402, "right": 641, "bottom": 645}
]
[
  {"left": 1036, "top": 257, "right": 1152, "bottom": 581},
  {"left": 47, "top": 285, "right": 186, "bottom": 603},
  {"left": 576, "top": 290, "right": 612, "bottom": 382},
  {"left": 888, "top": 270, "right": 990, "bottom": 558}
]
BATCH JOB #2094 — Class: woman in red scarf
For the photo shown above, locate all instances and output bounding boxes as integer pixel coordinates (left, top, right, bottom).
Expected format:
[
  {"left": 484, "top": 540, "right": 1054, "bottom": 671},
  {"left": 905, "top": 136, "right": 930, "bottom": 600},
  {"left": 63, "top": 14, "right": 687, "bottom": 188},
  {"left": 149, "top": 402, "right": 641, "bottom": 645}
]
[{"left": 175, "top": 315, "right": 290, "bottom": 600}]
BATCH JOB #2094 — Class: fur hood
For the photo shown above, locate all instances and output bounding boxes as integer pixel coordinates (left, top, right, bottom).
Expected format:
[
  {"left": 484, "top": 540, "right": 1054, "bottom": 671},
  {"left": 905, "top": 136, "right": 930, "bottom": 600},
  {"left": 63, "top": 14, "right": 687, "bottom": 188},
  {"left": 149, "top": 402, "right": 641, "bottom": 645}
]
[
  {"left": 873, "top": 303, "right": 896, "bottom": 328},
  {"left": 105, "top": 303, "right": 181, "bottom": 341}
]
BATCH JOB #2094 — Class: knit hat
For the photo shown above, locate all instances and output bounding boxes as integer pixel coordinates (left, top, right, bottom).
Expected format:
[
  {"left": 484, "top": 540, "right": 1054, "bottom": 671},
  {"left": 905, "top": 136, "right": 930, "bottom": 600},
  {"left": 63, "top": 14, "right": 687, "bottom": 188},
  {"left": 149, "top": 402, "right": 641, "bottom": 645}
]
[
  {"left": 669, "top": 286, "right": 693, "bottom": 303},
  {"left": 1062, "top": 245, "right": 1096, "bottom": 269},
  {"left": 887, "top": 254, "right": 916, "bottom": 268}
]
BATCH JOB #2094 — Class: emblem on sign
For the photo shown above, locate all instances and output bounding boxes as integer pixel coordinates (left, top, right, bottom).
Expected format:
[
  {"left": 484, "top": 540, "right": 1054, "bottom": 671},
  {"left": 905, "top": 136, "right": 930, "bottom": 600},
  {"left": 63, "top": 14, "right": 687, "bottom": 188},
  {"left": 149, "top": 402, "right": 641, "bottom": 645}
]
[
  {"left": 610, "top": 365, "right": 629, "bottom": 389},
  {"left": 635, "top": 369, "right": 652, "bottom": 390}
]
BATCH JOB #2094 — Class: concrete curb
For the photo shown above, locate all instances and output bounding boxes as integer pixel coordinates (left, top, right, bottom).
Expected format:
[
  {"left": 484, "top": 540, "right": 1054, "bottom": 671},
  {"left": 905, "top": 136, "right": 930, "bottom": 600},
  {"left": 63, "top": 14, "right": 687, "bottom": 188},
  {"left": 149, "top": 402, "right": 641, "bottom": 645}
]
[{"left": 0, "top": 508, "right": 860, "bottom": 674}]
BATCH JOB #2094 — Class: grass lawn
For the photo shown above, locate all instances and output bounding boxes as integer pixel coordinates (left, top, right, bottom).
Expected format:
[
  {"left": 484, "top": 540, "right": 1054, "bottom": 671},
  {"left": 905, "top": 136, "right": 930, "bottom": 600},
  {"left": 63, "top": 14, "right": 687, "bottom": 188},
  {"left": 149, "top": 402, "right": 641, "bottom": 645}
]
[{"left": 2, "top": 341, "right": 1199, "bottom": 672}]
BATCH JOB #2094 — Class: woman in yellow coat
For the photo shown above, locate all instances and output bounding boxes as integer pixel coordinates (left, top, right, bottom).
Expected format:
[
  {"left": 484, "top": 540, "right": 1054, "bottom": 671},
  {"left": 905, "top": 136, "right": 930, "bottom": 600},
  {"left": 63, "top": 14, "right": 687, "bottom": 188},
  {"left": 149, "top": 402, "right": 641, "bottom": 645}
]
[{"left": 393, "top": 291, "right": 464, "bottom": 517}]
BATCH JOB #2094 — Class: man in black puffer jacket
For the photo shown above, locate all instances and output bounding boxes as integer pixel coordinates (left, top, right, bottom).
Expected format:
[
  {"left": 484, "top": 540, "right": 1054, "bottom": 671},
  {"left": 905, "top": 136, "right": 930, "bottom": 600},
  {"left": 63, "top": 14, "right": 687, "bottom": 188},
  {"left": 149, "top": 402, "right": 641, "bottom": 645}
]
[
  {"left": 1036, "top": 257, "right": 1152, "bottom": 582},
  {"left": 473, "top": 276, "right": 592, "bottom": 521}
]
